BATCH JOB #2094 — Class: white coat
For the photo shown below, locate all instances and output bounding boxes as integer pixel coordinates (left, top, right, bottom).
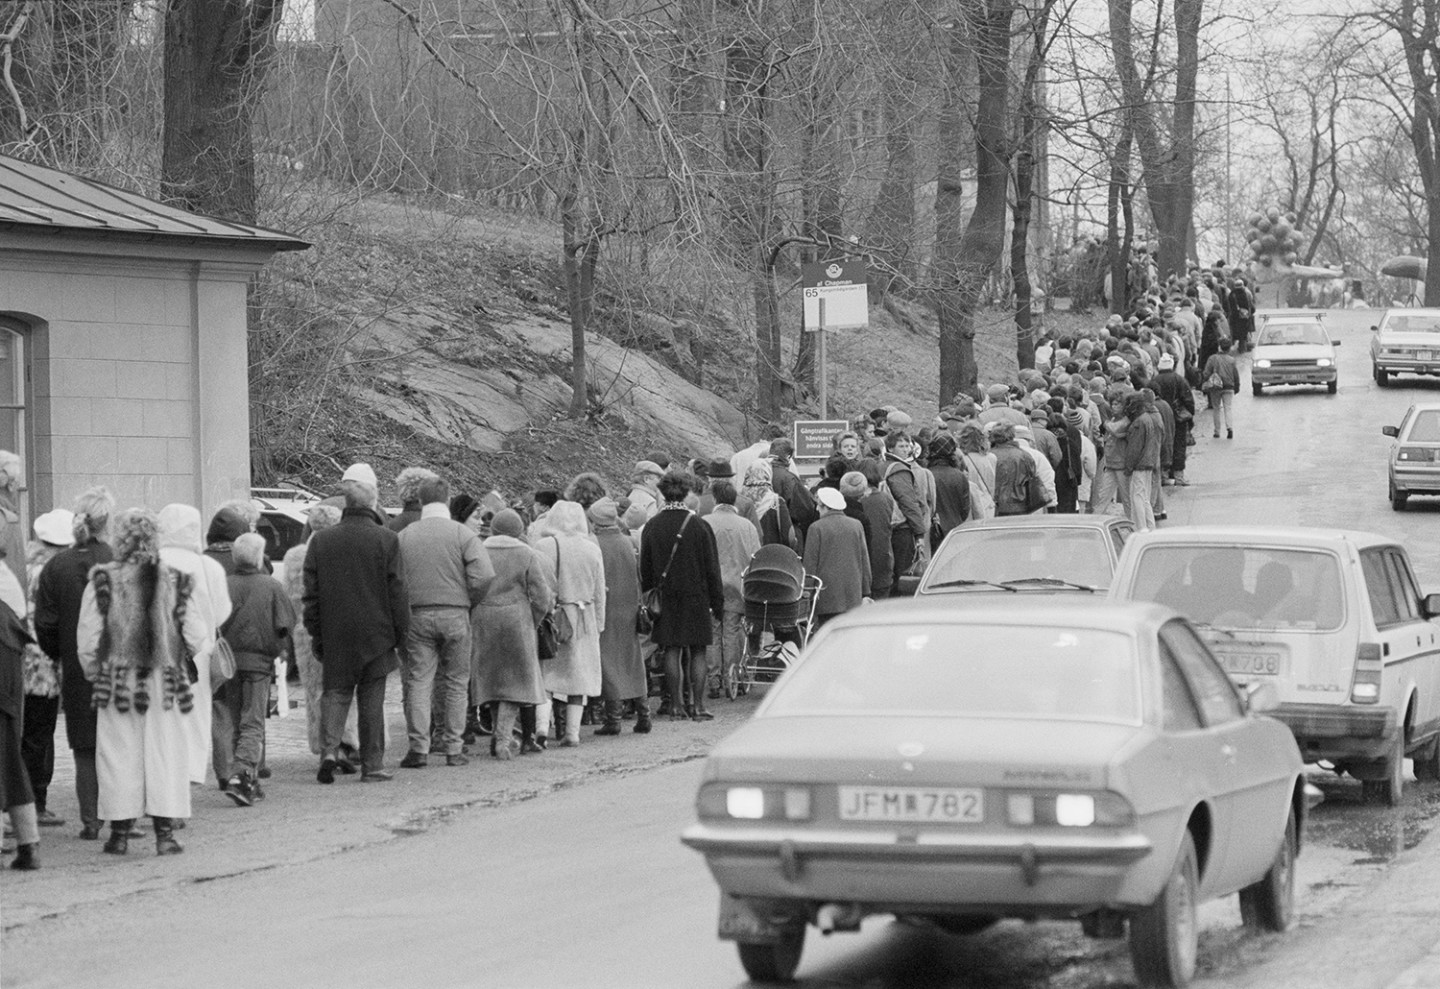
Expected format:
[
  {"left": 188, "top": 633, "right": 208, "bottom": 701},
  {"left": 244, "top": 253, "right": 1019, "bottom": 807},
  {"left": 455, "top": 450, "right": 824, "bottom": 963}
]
[{"left": 534, "top": 503, "right": 606, "bottom": 698}]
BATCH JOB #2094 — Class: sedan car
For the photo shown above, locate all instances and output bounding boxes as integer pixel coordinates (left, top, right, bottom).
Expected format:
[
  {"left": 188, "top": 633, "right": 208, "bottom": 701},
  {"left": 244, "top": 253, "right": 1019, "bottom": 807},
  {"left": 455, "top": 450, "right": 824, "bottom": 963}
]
[
  {"left": 1384, "top": 403, "right": 1440, "bottom": 509},
  {"left": 917, "top": 514, "right": 1134, "bottom": 596},
  {"left": 682, "top": 598, "right": 1310, "bottom": 988},
  {"left": 1249, "top": 310, "right": 1338, "bottom": 396},
  {"left": 1370, "top": 307, "right": 1440, "bottom": 386}
]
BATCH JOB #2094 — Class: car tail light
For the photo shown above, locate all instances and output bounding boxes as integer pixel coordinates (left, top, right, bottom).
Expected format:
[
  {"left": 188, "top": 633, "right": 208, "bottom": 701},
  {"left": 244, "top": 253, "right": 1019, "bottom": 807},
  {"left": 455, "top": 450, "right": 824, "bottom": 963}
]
[
  {"left": 1351, "top": 642, "right": 1383, "bottom": 704},
  {"left": 698, "top": 784, "right": 812, "bottom": 821},
  {"left": 1005, "top": 791, "right": 1133, "bottom": 827},
  {"left": 1397, "top": 447, "right": 1432, "bottom": 462}
]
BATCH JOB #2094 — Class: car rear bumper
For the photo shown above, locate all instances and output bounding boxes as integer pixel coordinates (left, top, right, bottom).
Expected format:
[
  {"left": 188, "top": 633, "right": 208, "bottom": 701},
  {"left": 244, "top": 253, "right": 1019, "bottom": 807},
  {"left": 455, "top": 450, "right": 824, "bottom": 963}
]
[
  {"left": 682, "top": 824, "right": 1156, "bottom": 910},
  {"left": 1376, "top": 359, "right": 1440, "bottom": 374},
  {"left": 1272, "top": 702, "right": 1397, "bottom": 758},
  {"left": 1392, "top": 468, "right": 1440, "bottom": 492}
]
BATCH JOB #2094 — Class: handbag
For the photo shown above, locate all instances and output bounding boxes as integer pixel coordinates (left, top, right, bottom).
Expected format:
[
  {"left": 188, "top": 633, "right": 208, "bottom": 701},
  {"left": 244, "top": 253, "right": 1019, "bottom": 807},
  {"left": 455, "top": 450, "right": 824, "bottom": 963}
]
[
  {"left": 537, "top": 612, "right": 560, "bottom": 660},
  {"left": 538, "top": 539, "right": 576, "bottom": 660},
  {"left": 1203, "top": 371, "right": 1224, "bottom": 392},
  {"left": 1023, "top": 475, "right": 1048, "bottom": 514},
  {"left": 210, "top": 636, "right": 236, "bottom": 683},
  {"left": 642, "top": 515, "right": 691, "bottom": 626}
]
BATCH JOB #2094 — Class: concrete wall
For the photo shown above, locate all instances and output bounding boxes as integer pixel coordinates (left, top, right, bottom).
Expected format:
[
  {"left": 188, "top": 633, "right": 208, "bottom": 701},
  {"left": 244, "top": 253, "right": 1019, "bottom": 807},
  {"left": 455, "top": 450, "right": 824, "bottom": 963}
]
[{"left": 0, "top": 239, "right": 272, "bottom": 521}]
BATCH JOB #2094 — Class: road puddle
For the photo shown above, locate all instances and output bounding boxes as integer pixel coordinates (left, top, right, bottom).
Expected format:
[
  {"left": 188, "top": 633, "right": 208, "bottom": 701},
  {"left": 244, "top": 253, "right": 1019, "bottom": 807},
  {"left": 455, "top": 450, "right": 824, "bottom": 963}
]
[{"left": 1304, "top": 777, "right": 1440, "bottom": 862}]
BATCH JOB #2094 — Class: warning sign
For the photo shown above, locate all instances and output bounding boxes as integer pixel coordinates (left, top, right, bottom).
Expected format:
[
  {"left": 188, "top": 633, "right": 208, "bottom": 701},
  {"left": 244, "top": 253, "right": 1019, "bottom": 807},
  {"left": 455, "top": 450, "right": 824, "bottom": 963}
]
[{"left": 793, "top": 420, "right": 851, "bottom": 460}]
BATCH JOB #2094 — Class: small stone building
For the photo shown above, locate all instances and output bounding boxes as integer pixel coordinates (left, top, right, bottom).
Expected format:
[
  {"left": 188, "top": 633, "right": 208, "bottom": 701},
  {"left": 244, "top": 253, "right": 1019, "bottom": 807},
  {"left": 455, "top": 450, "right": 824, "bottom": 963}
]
[{"left": 0, "top": 155, "right": 306, "bottom": 530}]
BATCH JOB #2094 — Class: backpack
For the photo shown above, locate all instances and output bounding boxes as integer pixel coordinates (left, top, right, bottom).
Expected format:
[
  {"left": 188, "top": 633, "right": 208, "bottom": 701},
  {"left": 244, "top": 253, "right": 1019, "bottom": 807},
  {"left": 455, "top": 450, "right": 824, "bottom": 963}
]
[{"left": 883, "top": 461, "right": 913, "bottom": 528}]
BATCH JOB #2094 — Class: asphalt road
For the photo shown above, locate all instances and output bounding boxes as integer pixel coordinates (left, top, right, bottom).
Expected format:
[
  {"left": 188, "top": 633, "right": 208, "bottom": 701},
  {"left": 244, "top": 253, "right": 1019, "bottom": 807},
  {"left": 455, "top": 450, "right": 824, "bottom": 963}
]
[{"left": 6, "top": 306, "right": 1440, "bottom": 989}]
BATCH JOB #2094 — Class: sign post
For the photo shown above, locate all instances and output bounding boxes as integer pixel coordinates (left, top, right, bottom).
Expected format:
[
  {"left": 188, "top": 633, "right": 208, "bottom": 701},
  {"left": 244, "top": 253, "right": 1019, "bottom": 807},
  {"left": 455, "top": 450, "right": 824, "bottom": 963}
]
[{"left": 802, "top": 260, "right": 868, "bottom": 419}]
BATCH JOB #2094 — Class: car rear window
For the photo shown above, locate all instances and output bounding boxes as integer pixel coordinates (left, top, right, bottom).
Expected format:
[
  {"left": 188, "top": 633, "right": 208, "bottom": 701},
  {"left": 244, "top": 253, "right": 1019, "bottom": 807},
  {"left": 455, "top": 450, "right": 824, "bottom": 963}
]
[
  {"left": 1387, "top": 314, "right": 1440, "bottom": 334},
  {"left": 925, "top": 527, "right": 1112, "bottom": 589},
  {"left": 1128, "top": 546, "right": 1345, "bottom": 631},
  {"left": 764, "top": 623, "right": 1140, "bottom": 722},
  {"left": 1407, "top": 410, "right": 1440, "bottom": 442}
]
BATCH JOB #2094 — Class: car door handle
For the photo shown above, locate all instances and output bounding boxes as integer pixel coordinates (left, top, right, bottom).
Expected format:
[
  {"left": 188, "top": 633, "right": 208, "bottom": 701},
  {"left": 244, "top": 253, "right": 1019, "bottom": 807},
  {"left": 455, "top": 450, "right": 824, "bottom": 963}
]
[{"left": 1221, "top": 744, "right": 1237, "bottom": 763}]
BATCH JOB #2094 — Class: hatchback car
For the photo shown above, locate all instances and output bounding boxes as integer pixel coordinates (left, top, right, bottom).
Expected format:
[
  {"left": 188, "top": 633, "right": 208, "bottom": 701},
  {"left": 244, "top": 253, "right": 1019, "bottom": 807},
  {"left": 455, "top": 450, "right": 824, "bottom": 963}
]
[
  {"left": 1370, "top": 307, "right": 1440, "bottom": 385},
  {"left": 252, "top": 485, "right": 325, "bottom": 582},
  {"left": 1250, "top": 310, "right": 1338, "bottom": 396},
  {"left": 1383, "top": 403, "right": 1440, "bottom": 510},
  {"left": 682, "top": 598, "right": 1309, "bottom": 988},
  {"left": 918, "top": 514, "right": 1134, "bottom": 596},
  {"left": 1111, "top": 526, "right": 1440, "bottom": 805}
]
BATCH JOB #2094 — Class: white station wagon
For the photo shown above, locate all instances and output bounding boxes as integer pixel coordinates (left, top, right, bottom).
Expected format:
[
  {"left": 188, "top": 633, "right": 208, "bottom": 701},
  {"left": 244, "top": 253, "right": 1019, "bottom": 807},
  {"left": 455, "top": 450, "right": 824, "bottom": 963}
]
[{"left": 1112, "top": 526, "right": 1440, "bottom": 806}]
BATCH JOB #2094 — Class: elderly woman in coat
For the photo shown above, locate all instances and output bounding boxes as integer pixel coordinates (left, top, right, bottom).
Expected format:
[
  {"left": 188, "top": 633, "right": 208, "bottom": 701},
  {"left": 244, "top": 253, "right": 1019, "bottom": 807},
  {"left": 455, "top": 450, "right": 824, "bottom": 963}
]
[
  {"left": 77, "top": 510, "right": 211, "bottom": 856},
  {"left": 641, "top": 472, "right": 724, "bottom": 722},
  {"left": 534, "top": 501, "right": 605, "bottom": 748},
  {"left": 588, "top": 498, "right": 648, "bottom": 736},
  {"left": 474, "top": 509, "right": 555, "bottom": 757}
]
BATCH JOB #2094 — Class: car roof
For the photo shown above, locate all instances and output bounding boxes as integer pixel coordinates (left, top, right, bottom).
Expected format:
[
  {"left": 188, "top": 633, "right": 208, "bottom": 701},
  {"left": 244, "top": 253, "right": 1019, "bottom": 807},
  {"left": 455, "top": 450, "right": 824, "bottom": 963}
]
[
  {"left": 952, "top": 514, "right": 1123, "bottom": 531},
  {"left": 823, "top": 595, "right": 1175, "bottom": 633},
  {"left": 1256, "top": 308, "right": 1324, "bottom": 320},
  {"left": 1381, "top": 308, "right": 1440, "bottom": 318},
  {"left": 1122, "top": 524, "right": 1397, "bottom": 552}
]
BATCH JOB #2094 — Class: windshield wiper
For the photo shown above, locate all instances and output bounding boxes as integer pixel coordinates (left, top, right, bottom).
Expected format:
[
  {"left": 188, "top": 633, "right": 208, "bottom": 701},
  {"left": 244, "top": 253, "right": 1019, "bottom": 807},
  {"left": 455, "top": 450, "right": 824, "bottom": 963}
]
[
  {"left": 1191, "top": 621, "right": 1238, "bottom": 641},
  {"left": 1000, "top": 577, "right": 1101, "bottom": 592},
  {"left": 925, "top": 578, "right": 1018, "bottom": 592}
]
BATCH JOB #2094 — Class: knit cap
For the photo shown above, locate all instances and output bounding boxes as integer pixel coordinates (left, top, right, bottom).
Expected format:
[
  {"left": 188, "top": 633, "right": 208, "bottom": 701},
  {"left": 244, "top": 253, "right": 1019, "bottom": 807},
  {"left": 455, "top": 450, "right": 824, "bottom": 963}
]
[{"left": 490, "top": 509, "right": 524, "bottom": 538}]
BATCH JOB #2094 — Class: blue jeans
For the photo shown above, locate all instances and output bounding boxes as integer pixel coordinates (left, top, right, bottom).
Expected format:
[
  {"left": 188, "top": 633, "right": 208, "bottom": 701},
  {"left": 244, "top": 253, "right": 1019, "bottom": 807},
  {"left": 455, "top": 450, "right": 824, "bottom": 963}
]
[{"left": 402, "top": 607, "right": 473, "bottom": 756}]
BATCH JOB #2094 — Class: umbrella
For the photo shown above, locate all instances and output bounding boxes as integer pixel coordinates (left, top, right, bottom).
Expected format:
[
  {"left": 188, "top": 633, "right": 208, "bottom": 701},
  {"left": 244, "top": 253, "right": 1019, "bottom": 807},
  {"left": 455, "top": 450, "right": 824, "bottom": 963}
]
[{"left": 1381, "top": 255, "right": 1428, "bottom": 281}]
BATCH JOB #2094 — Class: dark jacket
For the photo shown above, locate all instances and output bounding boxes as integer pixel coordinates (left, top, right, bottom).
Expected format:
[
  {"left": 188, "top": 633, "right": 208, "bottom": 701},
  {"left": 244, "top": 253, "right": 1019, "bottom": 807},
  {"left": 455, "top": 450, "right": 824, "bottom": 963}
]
[
  {"left": 34, "top": 541, "right": 113, "bottom": 750},
  {"left": 1152, "top": 369, "right": 1195, "bottom": 422},
  {"left": 992, "top": 441, "right": 1039, "bottom": 516},
  {"left": 0, "top": 596, "right": 33, "bottom": 811},
  {"left": 842, "top": 496, "right": 873, "bottom": 550},
  {"left": 770, "top": 461, "right": 817, "bottom": 540},
  {"left": 883, "top": 457, "right": 926, "bottom": 536},
  {"left": 860, "top": 489, "right": 896, "bottom": 598},
  {"left": 1202, "top": 352, "right": 1241, "bottom": 393},
  {"left": 802, "top": 512, "right": 870, "bottom": 616},
  {"left": 223, "top": 566, "right": 296, "bottom": 675},
  {"left": 929, "top": 463, "right": 972, "bottom": 536},
  {"left": 302, "top": 508, "right": 409, "bottom": 687},
  {"left": 640, "top": 508, "right": 724, "bottom": 647},
  {"left": 388, "top": 505, "right": 422, "bottom": 532},
  {"left": 1124, "top": 409, "right": 1164, "bottom": 472}
]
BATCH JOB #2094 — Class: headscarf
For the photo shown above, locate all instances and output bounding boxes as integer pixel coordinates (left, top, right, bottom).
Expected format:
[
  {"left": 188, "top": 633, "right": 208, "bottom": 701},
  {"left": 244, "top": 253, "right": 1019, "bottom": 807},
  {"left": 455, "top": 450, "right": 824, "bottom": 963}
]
[
  {"left": 545, "top": 500, "right": 589, "bottom": 538},
  {"left": 743, "top": 460, "right": 779, "bottom": 517},
  {"left": 158, "top": 504, "right": 204, "bottom": 554}
]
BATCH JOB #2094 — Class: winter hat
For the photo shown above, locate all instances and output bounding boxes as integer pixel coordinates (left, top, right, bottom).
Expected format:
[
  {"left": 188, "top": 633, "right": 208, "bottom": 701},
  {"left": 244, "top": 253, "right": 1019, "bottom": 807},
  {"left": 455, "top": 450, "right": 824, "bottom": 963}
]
[
  {"left": 816, "top": 487, "right": 846, "bottom": 511},
  {"left": 490, "top": 509, "right": 524, "bottom": 538},
  {"left": 206, "top": 505, "right": 249, "bottom": 545},
  {"left": 1158, "top": 353, "right": 1176, "bottom": 370},
  {"left": 707, "top": 457, "right": 735, "bottom": 479},
  {"left": 587, "top": 497, "right": 620, "bottom": 528},
  {"left": 839, "top": 471, "right": 868, "bottom": 499},
  {"left": 341, "top": 463, "right": 378, "bottom": 488},
  {"left": 886, "top": 410, "right": 913, "bottom": 431},
  {"left": 33, "top": 509, "right": 75, "bottom": 547},
  {"left": 449, "top": 493, "right": 479, "bottom": 524},
  {"left": 622, "top": 503, "right": 650, "bottom": 532},
  {"left": 1064, "top": 407, "right": 1085, "bottom": 429},
  {"left": 985, "top": 383, "right": 1009, "bottom": 403}
]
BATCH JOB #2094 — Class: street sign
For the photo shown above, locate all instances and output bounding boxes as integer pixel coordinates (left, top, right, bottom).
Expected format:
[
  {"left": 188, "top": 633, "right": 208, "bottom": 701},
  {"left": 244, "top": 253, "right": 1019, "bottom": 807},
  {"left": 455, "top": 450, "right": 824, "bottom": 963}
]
[
  {"left": 802, "top": 260, "right": 869, "bottom": 331},
  {"left": 793, "top": 419, "right": 850, "bottom": 460}
]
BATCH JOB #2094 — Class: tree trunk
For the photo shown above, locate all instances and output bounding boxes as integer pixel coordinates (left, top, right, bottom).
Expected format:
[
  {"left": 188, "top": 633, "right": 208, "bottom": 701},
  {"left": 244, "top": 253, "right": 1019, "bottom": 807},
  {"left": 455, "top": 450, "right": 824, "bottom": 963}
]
[
  {"left": 162, "top": 0, "right": 282, "bottom": 223},
  {"left": 933, "top": 30, "right": 968, "bottom": 405},
  {"left": 1106, "top": 125, "right": 1133, "bottom": 314},
  {"left": 562, "top": 200, "right": 594, "bottom": 418},
  {"left": 1012, "top": 149, "right": 1035, "bottom": 370}
]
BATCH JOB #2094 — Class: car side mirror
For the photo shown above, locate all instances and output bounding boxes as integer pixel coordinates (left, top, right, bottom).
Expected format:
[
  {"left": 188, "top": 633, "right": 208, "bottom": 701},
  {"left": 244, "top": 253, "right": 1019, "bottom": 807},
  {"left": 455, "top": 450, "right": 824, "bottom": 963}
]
[
  {"left": 1383, "top": 425, "right": 1399, "bottom": 437},
  {"left": 1424, "top": 593, "right": 1440, "bottom": 619},
  {"left": 1244, "top": 680, "right": 1280, "bottom": 715},
  {"left": 1372, "top": 325, "right": 1380, "bottom": 332},
  {"left": 1331, "top": 339, "right": 1341, "bottom": 346}
]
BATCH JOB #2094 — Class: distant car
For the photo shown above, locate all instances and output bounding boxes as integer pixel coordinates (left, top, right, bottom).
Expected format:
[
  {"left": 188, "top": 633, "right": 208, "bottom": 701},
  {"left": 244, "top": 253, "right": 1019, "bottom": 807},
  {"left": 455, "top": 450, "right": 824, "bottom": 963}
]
[
  {"left": 917, "top": 514, "right": 1134, "bottom": 596},
  {"left": 1250, "top": 309, "right": 1338, "bottom": 396},
  {"left": 251, "top": 485, "right": 325, "bottom": 582},
  {"left": 1370, "top": 307, "right": 1440, "bottom": 386},
  {"left": 1383, "top": 403, "right": 1440, "bottom": 510},
  {"left": 682, "top": 598, "right": 1310, "bottom": 988},
  {"left": 1110, "top": 525, "right": 1440, "bottom": 806}
]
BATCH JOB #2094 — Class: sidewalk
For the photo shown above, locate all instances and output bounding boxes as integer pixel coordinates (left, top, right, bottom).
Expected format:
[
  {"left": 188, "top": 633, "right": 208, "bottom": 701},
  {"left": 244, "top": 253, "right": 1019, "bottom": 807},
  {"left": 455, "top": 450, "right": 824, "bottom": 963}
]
[{"left": 2, "top": 672, "right": 760, "bottom": 932}]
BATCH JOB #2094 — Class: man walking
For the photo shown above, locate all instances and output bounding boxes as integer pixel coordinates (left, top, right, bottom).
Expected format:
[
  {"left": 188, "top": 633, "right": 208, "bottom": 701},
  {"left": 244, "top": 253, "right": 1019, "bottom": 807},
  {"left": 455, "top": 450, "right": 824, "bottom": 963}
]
[
  {"left": 303, "top": 463, "right": 410, "bottom": 783},
  {"left": 397, "top": 475, "right": 494, "bottom": 768}
]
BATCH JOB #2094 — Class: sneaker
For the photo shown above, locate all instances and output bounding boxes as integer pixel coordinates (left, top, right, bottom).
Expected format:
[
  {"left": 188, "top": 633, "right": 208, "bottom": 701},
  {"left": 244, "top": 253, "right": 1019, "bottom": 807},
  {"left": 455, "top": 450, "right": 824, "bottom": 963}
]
[
  {"left": 1227, "top": 428, "right": 1234, "bottom": 439},
  {"left": 224, "top": 775, "right": 254, "bottom": 807},
  {"left": 317, "top": 758, "right": 339, "bottom": 785},
  {"left": 399, "top": 752, "right": 428, "bottom": 769},
  {"left": 36, "top": 809, "right": 65, "bottom": 828},
  {"left": 361, "top": 770, "right": 395, "bottom": 782},
  {"left": 634, "top": 718, "right": 652, "bottom": 734},
  {"left": 445, "top": 753, "right": 470, "bottom": 767},
  {"left": 1173, "top": 474, "right": 1190, "bottom": 486}
]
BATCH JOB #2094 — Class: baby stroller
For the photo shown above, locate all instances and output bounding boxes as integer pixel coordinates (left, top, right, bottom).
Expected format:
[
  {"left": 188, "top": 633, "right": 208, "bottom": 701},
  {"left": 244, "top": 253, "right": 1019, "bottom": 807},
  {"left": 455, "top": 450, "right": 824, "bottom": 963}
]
[{"left": 727, "top": 544, "right": 822, "bottom": 699}]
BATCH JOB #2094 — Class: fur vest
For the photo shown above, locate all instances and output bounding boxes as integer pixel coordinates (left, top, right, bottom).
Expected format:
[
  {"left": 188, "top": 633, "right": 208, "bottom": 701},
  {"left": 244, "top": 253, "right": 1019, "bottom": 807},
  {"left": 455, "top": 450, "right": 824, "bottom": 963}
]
[{"left": 89, "top": 562, "right": 194, "bottom": 715}]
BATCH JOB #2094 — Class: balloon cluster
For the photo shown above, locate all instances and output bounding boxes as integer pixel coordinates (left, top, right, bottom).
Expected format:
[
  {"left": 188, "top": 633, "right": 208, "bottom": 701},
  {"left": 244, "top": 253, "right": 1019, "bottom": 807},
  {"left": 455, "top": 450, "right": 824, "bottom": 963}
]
[{"left": 1245, "top": 207, "right": 1307, "bottom": 267}]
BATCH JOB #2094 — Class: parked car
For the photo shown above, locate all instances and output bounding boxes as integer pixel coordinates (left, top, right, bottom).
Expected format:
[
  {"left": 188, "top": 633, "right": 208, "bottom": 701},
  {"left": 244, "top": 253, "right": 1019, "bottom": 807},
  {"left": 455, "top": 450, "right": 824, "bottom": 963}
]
[
  {"left": 917, "top": 514, "right": 1134, "bottom": 596},
  {"left": 682, "top": 597, "right": 1311, "bottom": 988},
  {"left": 1370, "top": 307, "right": 1440, "bottom": 386},
  {"left": 1383, "top": 402, "right": 1440, "bottom": 510},
  {"left": 1250, "top": 309, "right": 1338, "bottom": 396},
  {"left": 1110, "top": 526, "right": 1440, "bottom": 806},
  {"left": 252, "top": 485, "right": 325, "bottom": 582}
]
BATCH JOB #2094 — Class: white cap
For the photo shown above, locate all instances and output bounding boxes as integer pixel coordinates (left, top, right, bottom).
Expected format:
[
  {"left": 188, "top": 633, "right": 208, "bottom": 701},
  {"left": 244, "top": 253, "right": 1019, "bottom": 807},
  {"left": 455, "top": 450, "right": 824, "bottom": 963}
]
[
  {"left": 341, "top": 462, "right": 378, "bottom": 487},
  {"left": 817, "top": 487, "right": 847, "bottom": 511},
  {"left": 33, "top": 508, "right": 75, "bottom": 547}
]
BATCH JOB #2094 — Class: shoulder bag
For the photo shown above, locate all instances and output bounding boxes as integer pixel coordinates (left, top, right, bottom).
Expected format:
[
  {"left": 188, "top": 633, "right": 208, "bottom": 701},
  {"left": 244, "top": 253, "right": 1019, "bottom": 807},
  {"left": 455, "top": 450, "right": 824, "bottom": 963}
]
[
  {"left": 1202, "top": 369, "right": 1224, "bottom": 392},
  {"left": 211, "top": 636, "right": 236, "bottom": 683},
  {"left": 641, "top": 515, "right": 691, "bottom": 631},
  {"left": 538, "top": 539, "right": 575, "bottom": 660}
]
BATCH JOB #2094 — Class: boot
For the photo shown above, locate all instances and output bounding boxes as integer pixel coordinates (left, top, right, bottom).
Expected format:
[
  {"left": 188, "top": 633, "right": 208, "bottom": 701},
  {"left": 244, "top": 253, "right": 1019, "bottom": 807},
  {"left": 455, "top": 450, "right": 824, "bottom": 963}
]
[
  {"left": 1173, "top": 472, "right": 1190, "bottom": 486},
  {"left": 10, "top": 843, "right": 39, "bottom": 870},
  {"left": 551, "top": 698, "right": 567, "bottom": 741},
  {"left": 562, "top": 702, "right": 583, "bottom": 747},
  {"left": 153, "top": 817, "right": 183, "bottom": 856},
  {"left": 103, "top": 819, "right": 133, "bottom": 855}
]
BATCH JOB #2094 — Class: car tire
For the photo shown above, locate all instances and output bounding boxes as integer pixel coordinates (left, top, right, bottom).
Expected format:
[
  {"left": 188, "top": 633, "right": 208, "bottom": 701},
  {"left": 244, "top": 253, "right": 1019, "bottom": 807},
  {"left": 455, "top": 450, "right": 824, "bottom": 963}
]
[
  {"left": 1375, "top": 365, "right": 1389, "bottom": 386},
  {"left": 737, "top": 928, "right": 805, "bottom": 983},
  {"left": 1327, "top": 380, "right": 1338, "bottom": 394},
  {"left": 1129, "top": 831, "right": 1199, "bottom": 989},
  {"left": 1239, "top": 805, "right": 1296, "bottom": 932},
  {"left": 1252, "top": 383, "right": 1263, "bottom": 397},
  {"left": 1414, "top": 736, "right": 1440, "bottom": 782},
  {"left": 1362, "top": 731, "right": 1406, "bottom": 807},
  {"left": 930, "top": 915, "right": 999, "bottom": 936},
  {"left": 1391, "top": 482, "right": 1408, "bottom": 511}
]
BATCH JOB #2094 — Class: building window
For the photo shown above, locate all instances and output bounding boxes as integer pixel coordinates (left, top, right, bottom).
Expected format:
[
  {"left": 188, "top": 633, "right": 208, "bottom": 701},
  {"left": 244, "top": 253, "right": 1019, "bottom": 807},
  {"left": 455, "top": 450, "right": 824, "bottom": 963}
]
[{"left": 0, "top": 318, "right": 29, "bottom": 530}]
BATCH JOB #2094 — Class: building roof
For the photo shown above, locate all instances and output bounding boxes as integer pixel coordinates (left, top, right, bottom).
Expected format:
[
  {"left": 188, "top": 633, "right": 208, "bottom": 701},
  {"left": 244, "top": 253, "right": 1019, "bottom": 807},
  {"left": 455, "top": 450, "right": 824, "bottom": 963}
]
[{"left": 0, "top": 155, "right": 309, "bottom": 253}]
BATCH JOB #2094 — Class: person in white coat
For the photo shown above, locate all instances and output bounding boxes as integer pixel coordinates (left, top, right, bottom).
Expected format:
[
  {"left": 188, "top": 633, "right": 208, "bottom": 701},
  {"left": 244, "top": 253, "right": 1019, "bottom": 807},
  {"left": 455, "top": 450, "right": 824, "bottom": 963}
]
[
  {"left": 157, "top": 504, "right": 231, "bottom": 789},
  {"left": 77, "top": 510, "right": 211, "bottom": 856},
  {"left": 533, "top": 501, "right": 605, "bottom": 747}
]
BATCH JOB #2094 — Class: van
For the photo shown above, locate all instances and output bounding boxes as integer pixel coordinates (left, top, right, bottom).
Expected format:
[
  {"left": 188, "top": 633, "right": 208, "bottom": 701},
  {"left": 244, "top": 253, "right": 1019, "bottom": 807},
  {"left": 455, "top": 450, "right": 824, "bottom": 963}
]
[{"left": 1110, "top": 526, "right": 1440, "bottom": 805}]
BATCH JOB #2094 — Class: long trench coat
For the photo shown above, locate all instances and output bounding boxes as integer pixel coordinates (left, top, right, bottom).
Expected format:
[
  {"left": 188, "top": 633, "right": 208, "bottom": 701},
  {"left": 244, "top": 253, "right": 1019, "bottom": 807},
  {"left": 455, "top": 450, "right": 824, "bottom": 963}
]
[
  {"left": 535, "top": 532, "right": 606, "bottom": 698},
  {"left": 594, "top": 525, "right": 645, "bottom": 701},
  {"left": 473, "top": 535, "right": 555, "bottom": 706}
]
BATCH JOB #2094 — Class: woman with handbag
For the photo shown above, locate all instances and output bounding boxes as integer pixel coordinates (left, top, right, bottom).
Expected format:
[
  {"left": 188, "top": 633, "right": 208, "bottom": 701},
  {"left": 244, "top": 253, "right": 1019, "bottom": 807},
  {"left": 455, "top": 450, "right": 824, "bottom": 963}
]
[
  {"left": 1201, "top": 337, "right": 1241, "bottom": 439},
  {"left": 535, "top": 502, "right": 605, "bottom": 748},
  {"left": 641, "top": 472, "right": 724, "bottom": 721}
]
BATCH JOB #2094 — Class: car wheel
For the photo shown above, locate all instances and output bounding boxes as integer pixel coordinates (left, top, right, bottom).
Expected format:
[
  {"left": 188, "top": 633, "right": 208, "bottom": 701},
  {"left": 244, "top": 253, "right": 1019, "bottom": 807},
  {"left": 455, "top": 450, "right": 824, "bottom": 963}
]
[
  {"left": 1327, "top": 380, "right": 1338, "bottom": 394},
  {"left": 1391, "top": 482, "right": 1408, "bottom": 511},
  {"left": 737, "top": 928, "right": 805, "bottom": 983},
  {"left": 1375, "top": 365, "right": 1389, "bottom": 386},
  {"left": 1239, "top": 805, "right": 1296, "bottom": 932},
  {"left": 1129, "top": 831, "right": 1199, "bottom": 988},
  {"left": 1414, "top": 736, "right": 1440, "bottom": 782},
  {"left": 1362, "top": 731, "right": 1406, "bottom": 807},
  {"left": 1252, "top": 382, "right": 1263, "bottom": 397},
  {"left": 930, "top": 915, "right": 999, "bottom": 936}
]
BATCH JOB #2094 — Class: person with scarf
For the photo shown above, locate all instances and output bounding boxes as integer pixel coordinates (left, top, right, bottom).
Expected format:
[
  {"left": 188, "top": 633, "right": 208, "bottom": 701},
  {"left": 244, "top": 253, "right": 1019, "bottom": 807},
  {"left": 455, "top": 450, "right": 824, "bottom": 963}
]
[
  {"left": 742, "top": 461, "right": 793, "bottom": 548},
  {"left": 33, "top": 488, "right": 114, "bottom": 840},
  {"left": 534, "top": 501, "right": 606, "bottom": 746},
  {"left": 19, "top": 510, "right": 72, "bottom": 830},
  {"left": 589, "top": 498, "right": 649, "bottom": 736},
  {"left": 77, "top": 510, "right": 212, "bottom": 855}
]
